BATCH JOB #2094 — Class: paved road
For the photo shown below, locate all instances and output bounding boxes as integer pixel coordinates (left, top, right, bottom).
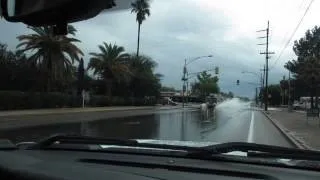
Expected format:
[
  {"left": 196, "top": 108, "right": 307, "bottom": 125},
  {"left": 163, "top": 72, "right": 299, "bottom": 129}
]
[
  {"left": 0, "top": 99, "right": 294, "bottom": 148},
  {"left": 203, "top": 99, "right": 293, "bottom": 147}
]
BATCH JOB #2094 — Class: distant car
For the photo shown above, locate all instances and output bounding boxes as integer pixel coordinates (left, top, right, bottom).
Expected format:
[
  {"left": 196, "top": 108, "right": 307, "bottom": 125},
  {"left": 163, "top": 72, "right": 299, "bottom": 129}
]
[
  {"left": 293, "top": 101, "right": 309, "bottom": 110},
  {"left": 293, "top": 102, "right": 300, "bottom": 110}
]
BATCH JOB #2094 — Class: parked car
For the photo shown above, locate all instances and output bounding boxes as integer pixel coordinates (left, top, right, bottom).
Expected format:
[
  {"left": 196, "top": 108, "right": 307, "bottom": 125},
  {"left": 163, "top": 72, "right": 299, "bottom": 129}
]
[{"left": 293, "top": 101, "right": 302, "bottom": 110}]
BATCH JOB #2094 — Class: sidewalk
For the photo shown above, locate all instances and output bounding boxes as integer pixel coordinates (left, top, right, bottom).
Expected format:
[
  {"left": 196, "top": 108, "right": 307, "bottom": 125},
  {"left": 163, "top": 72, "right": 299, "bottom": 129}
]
[{"left": 266, "top": 108, "right": 320, "bottom": 150}]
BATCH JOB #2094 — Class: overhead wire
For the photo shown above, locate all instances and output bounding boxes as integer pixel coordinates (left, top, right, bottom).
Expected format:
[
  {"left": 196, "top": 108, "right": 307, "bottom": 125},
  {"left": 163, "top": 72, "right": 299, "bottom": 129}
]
[{"left": 269, "top": 0, "right": 314, "bottom": 70}]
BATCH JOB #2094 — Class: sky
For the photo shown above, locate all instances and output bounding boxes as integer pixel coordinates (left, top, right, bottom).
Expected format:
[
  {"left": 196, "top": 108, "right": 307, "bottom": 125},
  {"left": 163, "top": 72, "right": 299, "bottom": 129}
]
[{"left": 0, "top": 0, "right": 319, "bottom": 97}]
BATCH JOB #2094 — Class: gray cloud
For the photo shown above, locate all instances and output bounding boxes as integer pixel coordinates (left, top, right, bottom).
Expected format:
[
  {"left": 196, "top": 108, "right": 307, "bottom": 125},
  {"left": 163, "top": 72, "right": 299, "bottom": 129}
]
[{"left": 0, "top": 0, "right": 293, "bottom": 97}]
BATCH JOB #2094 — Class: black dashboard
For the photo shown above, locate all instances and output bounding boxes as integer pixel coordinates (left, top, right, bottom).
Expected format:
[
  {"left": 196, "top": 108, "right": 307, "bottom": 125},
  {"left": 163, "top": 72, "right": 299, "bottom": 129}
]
[{"left": 0, "top": 149, "right": 319, "bottom": 180}]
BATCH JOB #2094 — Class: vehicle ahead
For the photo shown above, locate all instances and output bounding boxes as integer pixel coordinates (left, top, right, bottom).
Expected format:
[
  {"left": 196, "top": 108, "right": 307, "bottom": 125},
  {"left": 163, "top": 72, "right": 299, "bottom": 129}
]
[
  {"left": 293, "top": 100, "right": 304, "bottom": 110},
  {"left": 205, "top": 94, "right": 217, "bottom": 109},
  {"left": 1, "top": 134, "right": 320, "bottom": 180}
]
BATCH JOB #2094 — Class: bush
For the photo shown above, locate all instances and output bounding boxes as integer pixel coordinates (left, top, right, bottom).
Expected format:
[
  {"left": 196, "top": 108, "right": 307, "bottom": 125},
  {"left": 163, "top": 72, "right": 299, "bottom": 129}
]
[{"left": 0, "top": 91, "right": 157, "bottom": 110}]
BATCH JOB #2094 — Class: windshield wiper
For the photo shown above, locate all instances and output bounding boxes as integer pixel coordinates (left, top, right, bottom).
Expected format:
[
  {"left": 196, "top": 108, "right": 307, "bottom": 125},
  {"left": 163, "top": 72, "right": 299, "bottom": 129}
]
[
  {"left": 27, "top": 135, "right": 320, "bottom": 161},
  {"left": 191, "top": 142, "right": 320, "bottom": 161},
  {"left": 27, "top": 134, "right": 211, "bottom": 154},
  {"left": 28, "top": 134, "right": 139, "bottom": 149}
]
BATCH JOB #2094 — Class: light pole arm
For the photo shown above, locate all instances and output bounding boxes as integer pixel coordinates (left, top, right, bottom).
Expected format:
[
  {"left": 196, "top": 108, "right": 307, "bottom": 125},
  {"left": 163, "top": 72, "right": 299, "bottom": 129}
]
[{"left": 186, "top": 55, "right": 213, "bottom": 66}]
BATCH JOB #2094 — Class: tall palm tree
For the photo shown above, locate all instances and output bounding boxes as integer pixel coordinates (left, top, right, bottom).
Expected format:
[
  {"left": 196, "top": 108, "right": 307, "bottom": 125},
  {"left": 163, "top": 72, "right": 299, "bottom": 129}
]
[
  {"left": 88, "top": 43, "right": 130, "bottom": 97},
  {"left": 16, "top": 25, "right": 83, "bottom": 91},
  {"left": 131, "top": 0, "right": 150, "bottom": 57}
]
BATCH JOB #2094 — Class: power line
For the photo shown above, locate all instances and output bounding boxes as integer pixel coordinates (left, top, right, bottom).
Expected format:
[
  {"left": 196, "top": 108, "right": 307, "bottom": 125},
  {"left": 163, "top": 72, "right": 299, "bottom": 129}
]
[{"left": 270, "top": 0, "right": 314, "bottom": 70}]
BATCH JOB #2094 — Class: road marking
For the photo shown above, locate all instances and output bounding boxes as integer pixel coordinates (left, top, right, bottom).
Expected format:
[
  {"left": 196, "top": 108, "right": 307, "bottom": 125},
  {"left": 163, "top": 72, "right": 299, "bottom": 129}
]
[{"left": 247, "top": 111, "right": 255, "bottom": 143}]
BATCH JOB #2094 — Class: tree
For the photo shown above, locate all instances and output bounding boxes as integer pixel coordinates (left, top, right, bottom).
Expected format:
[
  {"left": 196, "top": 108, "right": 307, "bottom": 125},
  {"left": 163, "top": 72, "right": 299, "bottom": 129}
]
[
  {"left": 88, "top": 43, "right": 131, "bottom": 96},
  {"left": 128, "top": 54, "right": 161, "bottom": 98},
  {"left": 0, "top": 43, "right": 39, "bottom": 91},
  {"left": 0, "top": 43, "right": 19, "bottom": 90},
  {"left": 285, "top": 26, "right": 320, "bottom": 108},
  {"left": 131, "top": 0, "right": 150, "bottom": 56},
  {"left": 16, "top": 25, "right": 83, "bottom": 92},
  {"left": 77, "top": 58, "right": 85, "bottom": 95},
  {"left": 260, "top": 84, "right": 281, "bottom": 106},
  {"left": 192, "top": 71, "right": 219, "bottom": 98},
  {"left": 227, "top": 91, "right": 234, "bottom": 98}
]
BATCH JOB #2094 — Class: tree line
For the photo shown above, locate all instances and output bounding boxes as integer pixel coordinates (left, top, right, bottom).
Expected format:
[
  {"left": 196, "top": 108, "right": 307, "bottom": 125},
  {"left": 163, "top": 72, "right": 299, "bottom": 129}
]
[
  {"left": 258, "top": 25, "right": 320, "bottom": 107},
  {"left": 0, "top": 0, "right": 161, "bottom": 109}
]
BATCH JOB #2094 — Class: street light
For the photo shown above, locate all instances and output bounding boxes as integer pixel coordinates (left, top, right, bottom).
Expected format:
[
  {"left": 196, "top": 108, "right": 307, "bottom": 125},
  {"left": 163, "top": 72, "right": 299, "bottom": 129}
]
[
  {"left": 182, "top": 55, "right": 213, "bottom": 107},
  {"left": 186, "top": 55, "right": 213, "bottom": 66},
  {"left": 241, "top": 71, "right": 260, "bottom": 77}
]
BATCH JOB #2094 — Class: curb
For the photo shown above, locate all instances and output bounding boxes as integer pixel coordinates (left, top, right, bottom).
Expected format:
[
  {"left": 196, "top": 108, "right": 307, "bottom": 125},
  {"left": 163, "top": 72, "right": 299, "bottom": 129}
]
[{"left": 262, "top": 111, "right": 313, "bottom": 150}]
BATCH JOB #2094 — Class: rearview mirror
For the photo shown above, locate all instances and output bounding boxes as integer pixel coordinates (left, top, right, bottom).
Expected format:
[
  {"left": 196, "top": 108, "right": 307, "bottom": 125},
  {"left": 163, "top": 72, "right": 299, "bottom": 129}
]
[{"left": 1, "top": 0, "right": 130, "bottom": 34}]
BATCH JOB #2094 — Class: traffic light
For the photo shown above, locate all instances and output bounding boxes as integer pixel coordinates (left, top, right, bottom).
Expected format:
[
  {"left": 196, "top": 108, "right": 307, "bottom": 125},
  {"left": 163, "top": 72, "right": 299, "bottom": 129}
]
[
  {"left": 215, "top": 66, "right": 219, "bottom": 75},
  {"left": 236, "top": 80, "right": 240, "bottom": 85}
]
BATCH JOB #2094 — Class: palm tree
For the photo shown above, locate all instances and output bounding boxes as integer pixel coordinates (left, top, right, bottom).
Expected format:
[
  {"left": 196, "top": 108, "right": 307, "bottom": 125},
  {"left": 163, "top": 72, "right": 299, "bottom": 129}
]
[
  {"left": 128, "top": 54, "right": 161, "bottom": 97},
  {"left": 16, "top": 25, "right": 83, "bottom": 91},
  {"left": 88, "top": 43, "right": 131, "bottom": 96},
  {"left": 130, "top": 54, "right": 157, "bottom": 75},
  {"left": 131, "top": 0, "right": 150, "bottom": 57}
]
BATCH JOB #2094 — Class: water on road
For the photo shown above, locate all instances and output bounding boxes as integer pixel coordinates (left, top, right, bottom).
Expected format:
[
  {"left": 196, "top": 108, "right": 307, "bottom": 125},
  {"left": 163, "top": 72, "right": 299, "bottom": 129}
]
[{"left": 0, "top": 99, "right": 294, "bottom": 148}]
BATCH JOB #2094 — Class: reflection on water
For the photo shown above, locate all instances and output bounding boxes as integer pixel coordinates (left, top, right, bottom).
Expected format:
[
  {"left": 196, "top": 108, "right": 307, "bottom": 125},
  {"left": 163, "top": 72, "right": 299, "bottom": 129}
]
[{"left": 0, "top": 109, "right": 219, "bottom": 143}]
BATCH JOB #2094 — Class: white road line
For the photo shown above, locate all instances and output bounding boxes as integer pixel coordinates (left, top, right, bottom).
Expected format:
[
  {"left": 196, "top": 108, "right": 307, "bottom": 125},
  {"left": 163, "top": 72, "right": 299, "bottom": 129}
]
[{"left": 247, "top": 111, "right": 255, "bottom": 143}]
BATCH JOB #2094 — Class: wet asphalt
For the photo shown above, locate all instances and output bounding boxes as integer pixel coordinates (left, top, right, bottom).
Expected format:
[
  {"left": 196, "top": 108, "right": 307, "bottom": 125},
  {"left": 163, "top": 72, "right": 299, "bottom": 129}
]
[{"left": 0, "top": 99, "right": 293, "bottom": 148}]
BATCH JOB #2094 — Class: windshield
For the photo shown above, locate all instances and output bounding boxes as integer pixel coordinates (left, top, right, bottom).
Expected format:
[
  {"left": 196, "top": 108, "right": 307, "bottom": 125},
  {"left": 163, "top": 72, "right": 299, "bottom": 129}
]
[{"left": 0, "top": 0, "right": 319, "bottom": 155}]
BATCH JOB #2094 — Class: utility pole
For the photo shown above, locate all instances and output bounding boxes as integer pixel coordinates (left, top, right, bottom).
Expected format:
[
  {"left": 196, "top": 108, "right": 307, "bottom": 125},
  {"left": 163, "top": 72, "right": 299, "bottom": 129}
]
[
  {"left": 182, "top": 59, "right": 187, "bottom": 108},
  {"left": 257, "top": 21, "right": 274, "bottom": 111},
  {"left": 288, "top": 71, "right": 292, "bottom": 112},
  {"left": 259, "top": 66, "right": 265, "bottom": 108},
  {"left": 255, "top": 87, "right": 258, "bottom": 105},
  {"left": 261, "top": 65, "right": 265, "bottom": 89}
]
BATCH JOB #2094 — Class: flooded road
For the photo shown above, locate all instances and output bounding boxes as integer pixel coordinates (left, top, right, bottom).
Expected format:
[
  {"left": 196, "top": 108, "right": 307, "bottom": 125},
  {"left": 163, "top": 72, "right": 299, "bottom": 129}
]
[{"left": 0, "top": 99, "right": 294, "bottom": 148}]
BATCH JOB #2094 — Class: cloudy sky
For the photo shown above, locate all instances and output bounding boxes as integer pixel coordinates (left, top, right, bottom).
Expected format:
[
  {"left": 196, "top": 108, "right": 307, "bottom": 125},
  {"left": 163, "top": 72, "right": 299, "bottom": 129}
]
[{"left": 0, "top": 0, "right": 319, "bottom": 97}]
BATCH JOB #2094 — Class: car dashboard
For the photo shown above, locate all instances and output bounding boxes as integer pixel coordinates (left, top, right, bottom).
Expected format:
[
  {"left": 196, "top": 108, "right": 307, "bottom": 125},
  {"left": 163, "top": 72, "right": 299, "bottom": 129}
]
[{"left": 0, "top": 149, "right": 319, "bottom": 180}]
